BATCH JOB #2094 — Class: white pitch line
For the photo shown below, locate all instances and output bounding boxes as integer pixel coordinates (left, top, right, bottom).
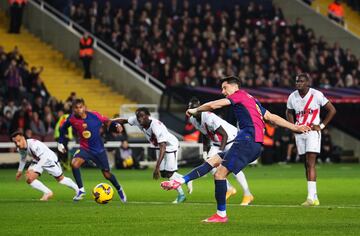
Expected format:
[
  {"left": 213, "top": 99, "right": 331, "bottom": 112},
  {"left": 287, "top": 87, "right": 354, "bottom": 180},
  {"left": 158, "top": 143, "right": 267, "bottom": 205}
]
[
  {"left": 1, "top": 199, "right": 360, "bottom": 209},
  {"left": 128, "top": 201, "right": 360, "bottom": 209}
]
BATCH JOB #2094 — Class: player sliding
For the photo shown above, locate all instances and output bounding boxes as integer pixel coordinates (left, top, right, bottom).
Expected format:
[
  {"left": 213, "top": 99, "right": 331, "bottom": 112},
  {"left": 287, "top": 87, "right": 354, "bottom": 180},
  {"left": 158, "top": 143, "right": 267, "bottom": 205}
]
[
  {"left": 57, "top": 98, "right": 126, "bottom": 202},
  {"left": 286, "top": 73, "right": 336, "bottom": 206},
  {"left": 188, "top": 97, "right": 253, "bottom": 205},
  {"left": 11, "top": 131, "right": 79, "bottom": 201},
  {"left": 161, "top": 76, "right": 311, "bottom": 223},
  {"left": 112, "top": 107, "right": 193, "bottom": 203}
]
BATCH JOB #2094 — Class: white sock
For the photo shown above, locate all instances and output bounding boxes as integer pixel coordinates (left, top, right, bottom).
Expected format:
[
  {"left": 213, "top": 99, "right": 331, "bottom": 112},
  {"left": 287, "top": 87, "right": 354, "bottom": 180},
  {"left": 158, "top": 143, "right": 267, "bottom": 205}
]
[
  {"left": 210, "top": 168, "right": 217, "bottom": 175},
  {"left": 217, "top": 210, "right": 227, "bottom": 217},
  {"left": 30, "top": 179, "right": 52, "bottom": 194},
  {"left": 59, "top": 177, "right": 79, "bottom": 192},
  {"left": 226, "top": 179, "right": 232, "bottom": 189},
  {"left": 170, "top": 173, "right": 184, "bottom": 195},
  {"left": 234, "top": 171, "right": 251, "bottom": 196},
  {"left": 307, "top": 181, "right": 317, "bottom": 200}
]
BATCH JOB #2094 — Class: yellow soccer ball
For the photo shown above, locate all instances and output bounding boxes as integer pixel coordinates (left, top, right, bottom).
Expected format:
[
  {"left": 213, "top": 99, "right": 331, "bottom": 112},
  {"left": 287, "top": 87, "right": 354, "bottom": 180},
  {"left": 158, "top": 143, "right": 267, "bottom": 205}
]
[{"left": 92, "top": 183, "right": 114, "bottom": 204}]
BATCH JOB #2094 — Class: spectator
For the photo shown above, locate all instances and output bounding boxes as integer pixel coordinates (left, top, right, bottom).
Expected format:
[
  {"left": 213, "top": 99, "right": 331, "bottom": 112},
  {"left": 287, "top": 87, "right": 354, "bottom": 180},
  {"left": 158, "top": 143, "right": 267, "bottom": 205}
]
[
  {"left": 29, "top": 111, "right": 46, "bottom": 138},
  {"left": 3, "top": 100, "right": 18, "bottom": 118},
  {"left": 328, "top": 0, "right": 345, "bottom": 26},
  {"left": 4, "top": 59, "right": 23, "bottom": 102},
  {"left": 79, "top": 32, "right": 94, "bottom": 79},
  {"left": 114, "top": 140, "right": 142, "bottom": 169},
  {"left": 8, "top": 0, "right": 27, "bottom": 34}
]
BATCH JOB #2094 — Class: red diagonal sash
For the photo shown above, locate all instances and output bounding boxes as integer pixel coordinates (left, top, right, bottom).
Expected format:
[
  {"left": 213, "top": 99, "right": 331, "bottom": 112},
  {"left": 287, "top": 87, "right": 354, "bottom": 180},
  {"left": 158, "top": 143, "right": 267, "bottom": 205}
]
[{"left": 299, "top": 95, "right": 314, "bottom": 125}]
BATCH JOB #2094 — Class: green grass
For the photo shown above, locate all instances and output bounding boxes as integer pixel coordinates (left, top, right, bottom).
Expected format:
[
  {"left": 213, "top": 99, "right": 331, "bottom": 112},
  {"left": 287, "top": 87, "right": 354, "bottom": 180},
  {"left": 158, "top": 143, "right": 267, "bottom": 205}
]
[{"left": 1, "top": 164, "right": 360, "bottom": 235}]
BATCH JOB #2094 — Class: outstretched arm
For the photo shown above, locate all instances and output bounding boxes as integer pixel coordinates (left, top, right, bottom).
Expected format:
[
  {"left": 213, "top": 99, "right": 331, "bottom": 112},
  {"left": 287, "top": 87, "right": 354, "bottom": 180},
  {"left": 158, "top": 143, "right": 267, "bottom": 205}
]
[
  {"left": 264, "top": 110, "right": 311, "bottom": 133},
  {"left": 111, "top": 118, "right": 129, "bottom": 125},
  {"left": 186, "top": 99, "right": 231, "bottom": 116}
]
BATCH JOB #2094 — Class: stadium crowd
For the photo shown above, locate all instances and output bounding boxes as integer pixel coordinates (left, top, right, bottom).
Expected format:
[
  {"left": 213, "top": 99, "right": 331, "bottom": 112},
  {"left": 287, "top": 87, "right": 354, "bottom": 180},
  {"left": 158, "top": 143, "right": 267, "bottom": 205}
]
[
  {"left": 0, "top": 46, "right": 128, "bottom": 143},
  {"left": 64, "top": 0, "right": 360, "bottom": 88}
]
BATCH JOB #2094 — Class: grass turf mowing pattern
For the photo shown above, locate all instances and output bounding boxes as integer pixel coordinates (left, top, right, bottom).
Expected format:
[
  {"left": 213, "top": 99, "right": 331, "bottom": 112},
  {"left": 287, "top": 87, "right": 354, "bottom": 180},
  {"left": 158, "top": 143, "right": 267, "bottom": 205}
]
[{"left": 0, "top": 164, "right": 359, "bottom": 235}]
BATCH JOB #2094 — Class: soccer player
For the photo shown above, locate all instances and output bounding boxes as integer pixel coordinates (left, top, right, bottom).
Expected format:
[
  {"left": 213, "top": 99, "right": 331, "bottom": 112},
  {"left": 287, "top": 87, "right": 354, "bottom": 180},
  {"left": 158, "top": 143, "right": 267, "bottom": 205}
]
[
  {"left": 188, "top": 97, "right": 254, "bottom": 205},
  {"left": 57, "top": 98, "right": 127, "bottom": 202},
  {"left": 112, "top": 107, "right": 192, "bottom": 203},
  {"left": 286, "top": 73, "right": 336, "bottom": 206},
  {"left": 11, "top": 131, "right": 79, "bottom": 201},
  {"left": 161, "top": 76, "right": 311, "bottom": 223}
]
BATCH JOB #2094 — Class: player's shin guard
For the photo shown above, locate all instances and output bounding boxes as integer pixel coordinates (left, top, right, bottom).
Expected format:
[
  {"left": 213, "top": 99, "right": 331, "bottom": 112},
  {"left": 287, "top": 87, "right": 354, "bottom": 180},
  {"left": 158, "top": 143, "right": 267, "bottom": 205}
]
[
  {"left": 215, "top": 180, "right": 227, "bottom": 217},
  {"left": 72, "top": 167, "right": 83, "bottom": 189},
  {"left": 107, "top": 174, "right": 121, "bottom": 191},
  {"left": 107, "top": 174, "right": 126, "bottom": 201},
  {"left": 59, "top": 176, "right": 79, "bottom": 192},
  {"left": 183, "top": 162, "right": 213, "bottom": 183}
]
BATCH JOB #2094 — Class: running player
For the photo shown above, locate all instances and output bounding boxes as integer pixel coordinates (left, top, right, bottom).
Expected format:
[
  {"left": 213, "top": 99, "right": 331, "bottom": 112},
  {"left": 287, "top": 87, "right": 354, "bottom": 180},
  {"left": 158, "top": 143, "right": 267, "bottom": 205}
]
[
  {"left": 161, "top": 76, "right": 311, "bottom": 223},
  {"left": 11, "top": 131, "right": 79, "bottom": 201},
  {"left": 112, "top": 107, "right": 192, "bottom": 203},
  {"left": 57, "top": 98, "right": 126, "bottom": 202},
  {"left": 188, "top": 97, "right": 253, "bottom": 205},
  {"left": 286, "top": 73, "right": 336, "bottom": 206}
]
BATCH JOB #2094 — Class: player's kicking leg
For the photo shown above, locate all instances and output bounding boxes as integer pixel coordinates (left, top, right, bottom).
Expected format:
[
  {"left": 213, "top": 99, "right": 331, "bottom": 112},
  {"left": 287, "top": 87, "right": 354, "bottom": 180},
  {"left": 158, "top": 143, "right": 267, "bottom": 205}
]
[
  {"left": 302, "top": 152, "right": 320, "bottom": 206},
  {"left": 102, "top": 170, "right": 127, "bottom": 203},
  {"left": 161, "top": 154, "right": 222, "bottom": 190},
  {"left": 71, "top": 157, "right": 86, "bottom": 201},
  {"left": 161, "top": 171, "right": 187, "bottom": 203},
  {"left": 25, "top": 170, "right": 53, "bottom": 201}
]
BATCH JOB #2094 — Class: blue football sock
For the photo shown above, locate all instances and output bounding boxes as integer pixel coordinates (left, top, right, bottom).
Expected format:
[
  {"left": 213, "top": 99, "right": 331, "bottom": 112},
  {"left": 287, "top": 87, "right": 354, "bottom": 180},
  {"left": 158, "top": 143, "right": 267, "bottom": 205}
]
[
  {"left": 215, "top": 180, "right": 227, "bottom": 212},
  {"left": 72, "top": 167, "right": 83, "bottom": 189},
  {"left": 183, "top": 162, "right": 213, "bottom": 183},
  {"left": 107, "top": 174, "right": 121, "bottom": 191}
]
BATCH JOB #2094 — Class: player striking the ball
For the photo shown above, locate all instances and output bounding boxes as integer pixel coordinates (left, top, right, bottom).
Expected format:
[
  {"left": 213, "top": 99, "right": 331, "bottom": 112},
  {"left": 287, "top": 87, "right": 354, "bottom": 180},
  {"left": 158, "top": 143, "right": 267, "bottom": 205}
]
[
  {"left": 161, "top": 76, "right": 311, "bottom": 223},
  {"left": 58, "top": 98, "right": 126, "bottom": 202},
  {"left": 12, "top": 130, "right": 79, "bottom": 201},
  {"left": 188, "top": 97, "right": 254, "bottom": 205}
]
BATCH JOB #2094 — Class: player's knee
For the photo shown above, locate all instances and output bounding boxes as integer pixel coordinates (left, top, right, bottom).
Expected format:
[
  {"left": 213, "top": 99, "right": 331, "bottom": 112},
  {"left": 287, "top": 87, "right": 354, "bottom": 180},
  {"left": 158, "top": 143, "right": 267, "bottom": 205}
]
[
  {"left": 207, "top": 155, "right": 222, "bottom": 167},
  {"left": 214, "top": 170, "right": 226, "bottom": 180},
  {"left": 55, "top": 175, "right": 64, "bottom": 182},
  {"left": 102, "top": 171, "right": 112, "bottom": 179},
  {"left": 25, "top": 172, "right": 36, "bottom": 184},
  {"left": 71, "top": 161, "right": 80, "bottom": 169}
]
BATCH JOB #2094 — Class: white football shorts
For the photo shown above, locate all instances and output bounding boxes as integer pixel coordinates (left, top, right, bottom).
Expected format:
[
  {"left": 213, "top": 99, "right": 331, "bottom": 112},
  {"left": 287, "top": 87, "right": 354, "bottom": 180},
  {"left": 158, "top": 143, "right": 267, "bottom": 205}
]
[
  {"left": 295, "top": 130, "right": 321, "bottom": 155},
  {"left": 28, "top": 154, "right": 63, "bottom": 177},
  {"left": 156, "top": 150, "right": 178, "bottom": 172}
]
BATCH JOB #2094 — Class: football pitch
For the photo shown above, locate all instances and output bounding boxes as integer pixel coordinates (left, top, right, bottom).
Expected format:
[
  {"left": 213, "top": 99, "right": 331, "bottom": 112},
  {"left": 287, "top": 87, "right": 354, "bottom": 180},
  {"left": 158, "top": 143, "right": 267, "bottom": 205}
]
[{"left": 1, "top": 164, "right": 360, "bottom": 235}]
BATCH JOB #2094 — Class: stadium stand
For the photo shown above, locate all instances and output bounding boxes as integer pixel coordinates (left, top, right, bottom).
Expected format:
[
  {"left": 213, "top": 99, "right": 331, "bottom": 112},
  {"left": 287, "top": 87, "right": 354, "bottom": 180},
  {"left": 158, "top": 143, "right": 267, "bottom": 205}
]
[
  {"left": 312, "top": 0, "right": 360, "bottom": 37},
  {"left": 0, "top": 10, "right": 133, "bottom": 140},
  {"left": 51, "top": 0, "right": 360, "bottom": 89}
]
